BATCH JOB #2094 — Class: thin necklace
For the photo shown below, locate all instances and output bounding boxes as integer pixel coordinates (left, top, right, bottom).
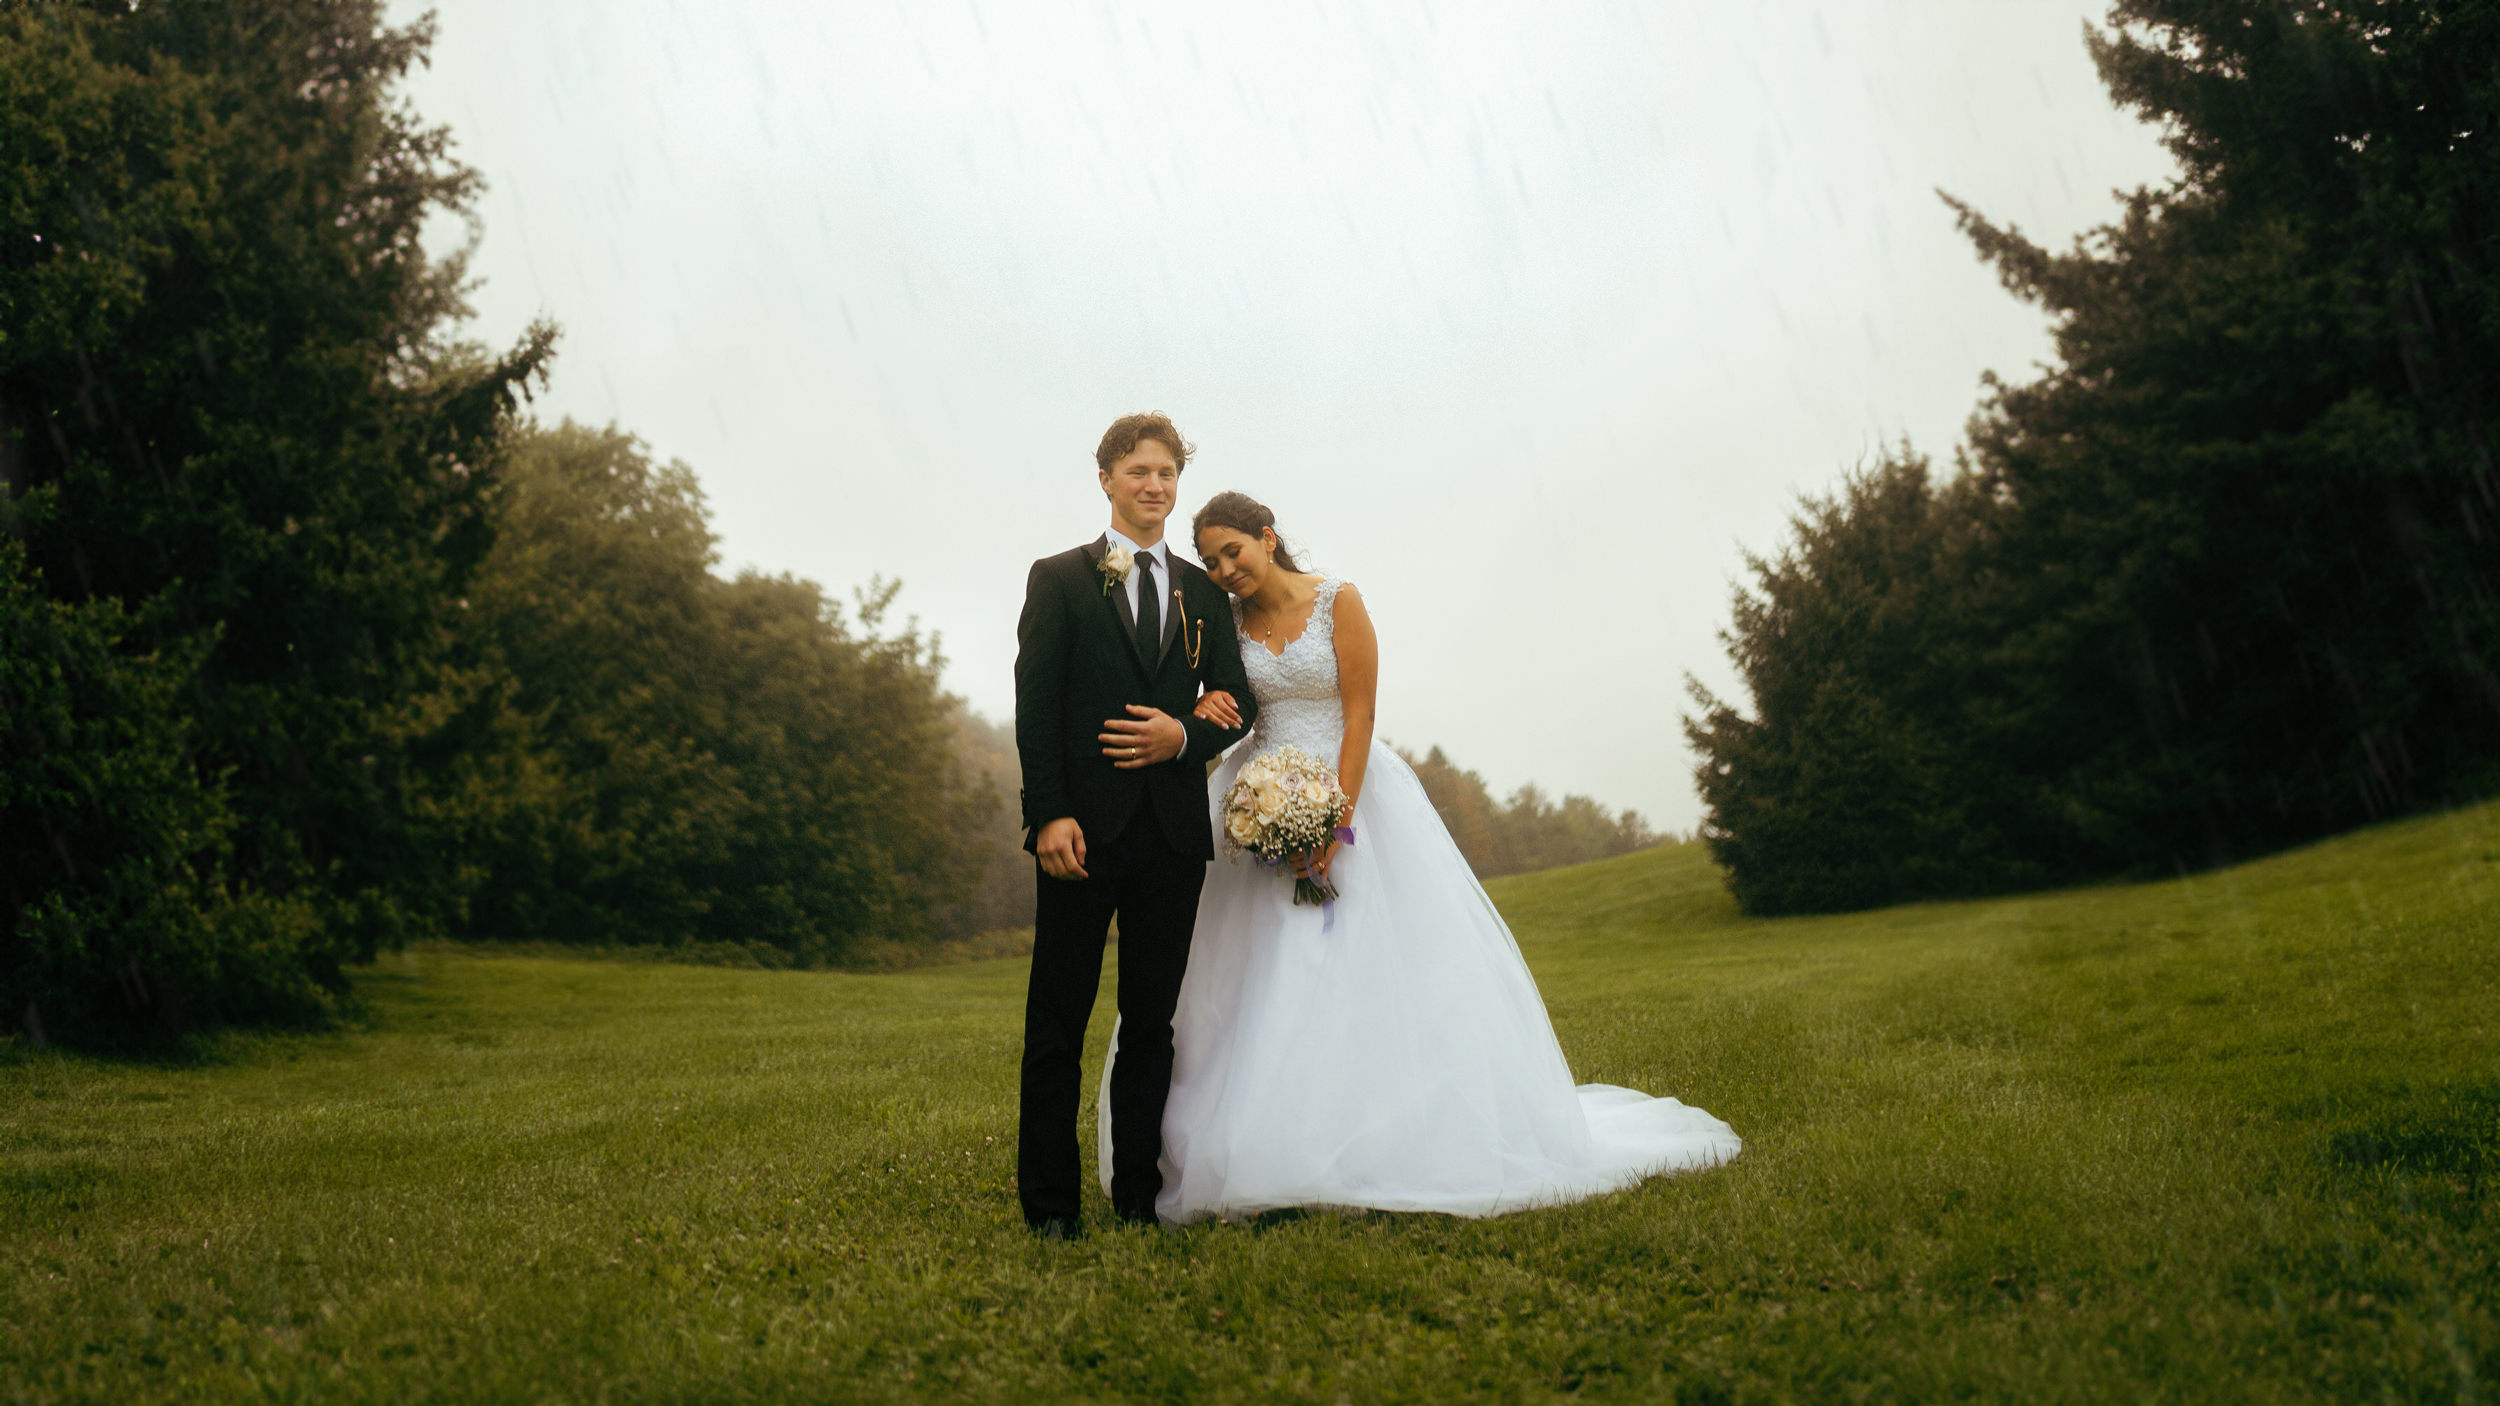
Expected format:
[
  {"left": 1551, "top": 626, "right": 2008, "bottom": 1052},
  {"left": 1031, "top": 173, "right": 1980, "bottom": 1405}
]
[{"left": 1249, "top": 584, "right": 1314, "bottom": 643}]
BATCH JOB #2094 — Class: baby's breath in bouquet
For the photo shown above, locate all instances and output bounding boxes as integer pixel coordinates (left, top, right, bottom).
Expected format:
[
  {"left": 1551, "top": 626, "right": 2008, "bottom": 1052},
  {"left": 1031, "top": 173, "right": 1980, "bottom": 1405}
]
[{"left": 1220, "top": 745, "right": 1355, "bottom": 906}]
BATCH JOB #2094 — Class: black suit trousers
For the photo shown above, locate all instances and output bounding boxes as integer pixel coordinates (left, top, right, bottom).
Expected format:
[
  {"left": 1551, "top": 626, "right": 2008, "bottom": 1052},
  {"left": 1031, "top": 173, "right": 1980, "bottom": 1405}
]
[{"left": 1017, "top": 788, "right": 1203, "bottom": 1226}]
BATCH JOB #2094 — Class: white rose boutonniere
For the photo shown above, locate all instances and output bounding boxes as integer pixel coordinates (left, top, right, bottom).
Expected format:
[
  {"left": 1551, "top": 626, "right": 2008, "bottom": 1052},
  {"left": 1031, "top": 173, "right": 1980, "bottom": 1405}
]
[{"left": 1098, "top": 543, "right": 1135, "bottom": 595}]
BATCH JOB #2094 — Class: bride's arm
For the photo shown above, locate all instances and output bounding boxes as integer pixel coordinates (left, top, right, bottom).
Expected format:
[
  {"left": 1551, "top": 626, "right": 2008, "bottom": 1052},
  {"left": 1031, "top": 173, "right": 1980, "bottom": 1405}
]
[{"left": 1331, "top": 584, "right": 1379, "bottom": 822}]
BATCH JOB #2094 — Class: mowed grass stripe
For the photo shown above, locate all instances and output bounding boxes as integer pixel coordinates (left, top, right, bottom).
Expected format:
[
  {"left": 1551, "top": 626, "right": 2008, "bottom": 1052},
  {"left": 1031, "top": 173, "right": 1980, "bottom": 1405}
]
[{"left": 3, "top": 803, "right": 2493, "bottom": 1402}]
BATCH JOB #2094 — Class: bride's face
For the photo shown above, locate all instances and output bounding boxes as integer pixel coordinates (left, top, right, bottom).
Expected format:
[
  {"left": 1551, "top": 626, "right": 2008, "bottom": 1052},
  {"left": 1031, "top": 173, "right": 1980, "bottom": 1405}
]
[{"left": 1196, "top": 526, "right": 1272, "bottom": 598}]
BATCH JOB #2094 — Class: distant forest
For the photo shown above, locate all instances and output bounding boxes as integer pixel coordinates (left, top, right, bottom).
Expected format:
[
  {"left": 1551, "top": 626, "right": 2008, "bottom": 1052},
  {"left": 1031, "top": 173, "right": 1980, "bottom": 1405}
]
[
  {"left": 1686, "top": 1, "right": 2499, "bottom": 913},
  {"left": 1397, "top": 748, "right": 1661, "bottom": 880},
  {"left": 0, "top": 1, "right": 1652, "bottom": 1046},
  {"left": 933, "top": 723, "right": 1662, "bottom": 952}
]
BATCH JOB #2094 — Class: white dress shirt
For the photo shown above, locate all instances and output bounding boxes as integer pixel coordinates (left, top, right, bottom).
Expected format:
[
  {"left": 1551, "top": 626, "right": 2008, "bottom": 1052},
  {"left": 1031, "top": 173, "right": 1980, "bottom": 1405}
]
[
  {"left": 1104, "top": 526, "right": 1177, "bottom": 645},
  {"left": 1104, "top": 525, "right": 1186, "bottom": 760}
]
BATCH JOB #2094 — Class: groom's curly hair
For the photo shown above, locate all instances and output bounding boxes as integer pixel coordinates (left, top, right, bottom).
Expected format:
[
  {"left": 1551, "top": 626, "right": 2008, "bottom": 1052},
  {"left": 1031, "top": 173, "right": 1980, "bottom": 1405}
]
[{"left": 1095, "top": 412, "right": 1194, "bottom": 475}]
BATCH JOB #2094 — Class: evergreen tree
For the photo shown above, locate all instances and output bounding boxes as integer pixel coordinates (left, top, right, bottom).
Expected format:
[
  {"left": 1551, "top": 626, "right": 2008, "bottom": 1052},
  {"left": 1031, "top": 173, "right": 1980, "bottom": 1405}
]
[
  {"left": 1, "top": 1, "right": 549, "bottom": 1037},
  {"left": 1689, "top": 1, "right": 2500, "bottom": 913},
  {"left": 1, "top": 538, "right": 259, "bottom": 1042},
  {"left": 1951, "top": 0, "right": 2500, "bottom": 865}
]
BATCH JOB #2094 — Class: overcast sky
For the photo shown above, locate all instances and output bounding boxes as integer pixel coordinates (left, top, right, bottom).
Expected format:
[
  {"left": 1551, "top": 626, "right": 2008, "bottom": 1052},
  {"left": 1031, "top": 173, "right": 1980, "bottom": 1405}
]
[{"left": 390, "top": 0, "right": 2178, "bottom": 831}]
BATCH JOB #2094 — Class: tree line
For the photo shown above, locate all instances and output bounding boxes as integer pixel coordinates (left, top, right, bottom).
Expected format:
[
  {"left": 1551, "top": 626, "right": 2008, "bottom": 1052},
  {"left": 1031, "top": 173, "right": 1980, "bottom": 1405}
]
[
  {"left": 0, "top": 2, "right": 995, "bottom": 1044},
  {"left": 1399, "top": 747, "right": 1662, "bottom": 879},
  {"left": 1686, "top": 1, "right": 2499, "bottom": 914},
  {"left": 907, "top": 724, "right": 1671, "bottom": 951},
  {"left": 0, "top": 0, "right": 1651, "bottom": 1045}
]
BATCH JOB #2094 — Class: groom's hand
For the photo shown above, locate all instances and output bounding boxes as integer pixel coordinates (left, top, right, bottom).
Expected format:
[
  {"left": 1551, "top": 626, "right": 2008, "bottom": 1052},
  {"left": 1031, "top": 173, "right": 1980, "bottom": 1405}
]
[
  {"left": 1036, "top": 817, "right": 1088, "bottom": 880},
  {"left": 1101, "top": 705, "right": 1185, "bottom": 769}
]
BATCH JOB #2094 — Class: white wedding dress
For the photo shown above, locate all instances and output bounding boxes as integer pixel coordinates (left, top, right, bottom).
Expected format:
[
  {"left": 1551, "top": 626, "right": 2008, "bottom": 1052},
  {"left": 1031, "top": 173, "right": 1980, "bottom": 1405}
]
[{"left": 1099, "top": 579, "right": 1740, "bottom": 1222}]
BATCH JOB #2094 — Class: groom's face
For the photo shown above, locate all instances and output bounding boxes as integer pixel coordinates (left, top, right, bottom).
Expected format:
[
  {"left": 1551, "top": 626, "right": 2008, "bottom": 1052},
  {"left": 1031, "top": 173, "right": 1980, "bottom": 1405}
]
[{"left": 1100, "top": 439, "right": 1181, "bottom": 536}]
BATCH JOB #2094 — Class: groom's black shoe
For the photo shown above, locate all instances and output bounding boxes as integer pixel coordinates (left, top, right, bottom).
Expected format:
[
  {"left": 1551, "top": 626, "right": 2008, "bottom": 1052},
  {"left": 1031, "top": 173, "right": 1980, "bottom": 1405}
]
[
  {"left": 1029, "top": 1216, "right": 1084, "bottom": 1242},
  {"left": 1112, "top": 1199, "right": 1160, "bottom": 1229}
]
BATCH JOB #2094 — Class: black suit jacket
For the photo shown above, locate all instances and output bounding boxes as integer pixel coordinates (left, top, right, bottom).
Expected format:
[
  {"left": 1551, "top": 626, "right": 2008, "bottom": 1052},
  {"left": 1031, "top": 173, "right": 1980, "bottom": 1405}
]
[{"left": 1015, "top": 537, "right": 1257, "bottom": 861}]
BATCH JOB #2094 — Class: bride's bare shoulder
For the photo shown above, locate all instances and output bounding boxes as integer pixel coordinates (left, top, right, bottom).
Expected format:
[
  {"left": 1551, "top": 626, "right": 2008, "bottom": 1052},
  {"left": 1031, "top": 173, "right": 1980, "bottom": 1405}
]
[{"left": 1329, "top": 581, "right": 1372, "bottom": 630}]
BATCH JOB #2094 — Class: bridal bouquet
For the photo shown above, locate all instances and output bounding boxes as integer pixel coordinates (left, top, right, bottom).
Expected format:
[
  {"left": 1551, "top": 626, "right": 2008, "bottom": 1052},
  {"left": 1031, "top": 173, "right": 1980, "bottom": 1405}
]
[{"left": 1220, "top": 745, "right": 1355, "bottom": 907}]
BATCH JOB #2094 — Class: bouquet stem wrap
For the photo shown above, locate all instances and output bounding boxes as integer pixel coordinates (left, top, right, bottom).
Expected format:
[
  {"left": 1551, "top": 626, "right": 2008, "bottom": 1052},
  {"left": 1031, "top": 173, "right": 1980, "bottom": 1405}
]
[{"left": 1295, "top": 827, "right": 1360, "bottom": 908}]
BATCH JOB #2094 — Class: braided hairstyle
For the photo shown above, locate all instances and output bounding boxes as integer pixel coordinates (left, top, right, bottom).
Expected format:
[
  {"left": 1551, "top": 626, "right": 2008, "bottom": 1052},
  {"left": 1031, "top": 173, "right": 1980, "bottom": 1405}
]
[{"left": 1190, "top": 490, "right": 1304, "bottom": 573}]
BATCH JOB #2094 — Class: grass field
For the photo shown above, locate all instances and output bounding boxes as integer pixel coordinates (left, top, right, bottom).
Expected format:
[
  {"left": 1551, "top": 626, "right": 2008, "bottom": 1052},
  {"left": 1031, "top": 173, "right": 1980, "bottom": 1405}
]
[{"left": 4, "top": 803, "right": 2495, "bottom": 1403}]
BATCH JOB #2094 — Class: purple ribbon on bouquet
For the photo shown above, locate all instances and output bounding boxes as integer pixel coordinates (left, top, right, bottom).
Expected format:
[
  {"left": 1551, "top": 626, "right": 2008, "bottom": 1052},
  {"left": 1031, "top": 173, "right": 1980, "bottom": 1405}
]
[{"left": 1320, "top": 826, "right": 1356, "bottom": 934}]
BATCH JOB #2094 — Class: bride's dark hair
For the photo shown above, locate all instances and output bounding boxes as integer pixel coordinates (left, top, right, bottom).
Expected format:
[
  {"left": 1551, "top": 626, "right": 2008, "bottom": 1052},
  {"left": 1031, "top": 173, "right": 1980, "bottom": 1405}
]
[{"left": 1191, "top": 491, "right": 1304, "bottom": 573}]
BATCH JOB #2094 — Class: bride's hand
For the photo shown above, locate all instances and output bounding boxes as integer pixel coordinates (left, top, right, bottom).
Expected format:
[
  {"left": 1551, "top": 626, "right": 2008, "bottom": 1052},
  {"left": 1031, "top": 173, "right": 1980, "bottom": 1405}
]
[
  {"left": 1291, "top": 836, "right": 1338, "bottom": 882},
  {"left": 1193, "top": 689, "right": 1242, "bottom": 729},
  {"left": 1290, "top": 800, "right": 1354, "bottom": 880}
]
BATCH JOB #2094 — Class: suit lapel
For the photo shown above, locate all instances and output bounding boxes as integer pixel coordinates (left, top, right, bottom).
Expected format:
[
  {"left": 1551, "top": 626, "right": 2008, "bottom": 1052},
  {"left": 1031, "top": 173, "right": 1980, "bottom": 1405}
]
[
  {"left": 1155, "top": 564, "right": 1196, "bottom": 673},
  {"left": 1084, "top": 537, "right": 1150, "bottom": 676}
]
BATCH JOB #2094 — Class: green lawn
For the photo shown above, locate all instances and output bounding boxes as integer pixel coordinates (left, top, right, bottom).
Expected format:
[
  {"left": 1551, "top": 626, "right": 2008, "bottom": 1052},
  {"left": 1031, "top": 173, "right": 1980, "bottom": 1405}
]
[{"left": 4, "top": 803, "right": 2495, "bottom": 1403}]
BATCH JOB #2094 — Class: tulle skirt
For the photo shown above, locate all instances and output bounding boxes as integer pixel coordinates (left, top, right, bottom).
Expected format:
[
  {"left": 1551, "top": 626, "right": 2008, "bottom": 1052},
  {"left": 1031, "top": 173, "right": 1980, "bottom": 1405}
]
[{"left": 1099, "top": 740, "right": 1740, "bottom": 1222}]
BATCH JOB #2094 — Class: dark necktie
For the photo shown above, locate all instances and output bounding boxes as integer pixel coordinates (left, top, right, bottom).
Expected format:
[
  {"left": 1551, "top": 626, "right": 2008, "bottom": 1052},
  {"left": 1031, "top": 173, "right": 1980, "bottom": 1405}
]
[{"left": 1133, "top": 552, "right": 1161, "bottom": 664}]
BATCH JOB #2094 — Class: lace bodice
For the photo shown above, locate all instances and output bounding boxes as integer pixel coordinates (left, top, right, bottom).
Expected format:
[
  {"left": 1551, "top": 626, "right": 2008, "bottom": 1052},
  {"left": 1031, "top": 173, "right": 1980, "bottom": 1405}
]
[{"left": 1236, "top": 578, "right": 1346, "bottom": 761}]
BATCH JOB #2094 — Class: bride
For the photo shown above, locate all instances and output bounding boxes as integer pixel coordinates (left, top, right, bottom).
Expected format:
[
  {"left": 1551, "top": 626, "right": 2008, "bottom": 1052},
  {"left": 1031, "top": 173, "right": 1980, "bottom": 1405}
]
[{"left": 1098, "top": 490, "right": 1740, "bottom": 1222}]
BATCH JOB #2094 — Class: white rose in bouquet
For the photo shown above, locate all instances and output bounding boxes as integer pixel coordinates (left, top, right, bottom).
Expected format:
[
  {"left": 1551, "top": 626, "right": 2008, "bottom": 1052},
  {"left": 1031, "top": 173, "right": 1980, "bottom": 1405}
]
[{"left": 1217, "top": 745, "right": 1355, "bottom": 908}]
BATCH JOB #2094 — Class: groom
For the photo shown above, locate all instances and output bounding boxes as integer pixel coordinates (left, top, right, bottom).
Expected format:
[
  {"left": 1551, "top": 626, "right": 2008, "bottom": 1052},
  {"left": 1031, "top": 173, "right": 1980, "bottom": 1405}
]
[{"left": 1014, "top": 412, "right": 1257, "bottom": 1235}]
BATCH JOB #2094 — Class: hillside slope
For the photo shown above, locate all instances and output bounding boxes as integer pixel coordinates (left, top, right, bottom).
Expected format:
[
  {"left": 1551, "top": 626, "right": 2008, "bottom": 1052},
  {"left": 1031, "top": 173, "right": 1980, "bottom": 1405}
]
[{"left": 2, "top": 803, "right": 2493, "bottom": 1402}]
